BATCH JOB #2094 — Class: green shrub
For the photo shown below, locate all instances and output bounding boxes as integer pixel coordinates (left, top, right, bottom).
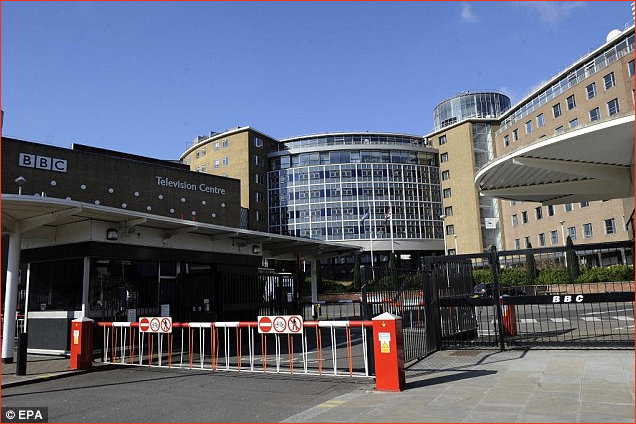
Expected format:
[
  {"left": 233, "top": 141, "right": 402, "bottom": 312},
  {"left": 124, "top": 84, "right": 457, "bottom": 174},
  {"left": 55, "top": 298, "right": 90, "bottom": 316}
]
[
  {"left": 576, "top": 265, "right": 634, "bottom": 283},
  {"left": 534, "top": 268, "right": 570, "bottom": 285},
  {"left": 498, "top": 267, "right": 532, "bottom": 286},
  {"left": 473, "top": 269, "right": 493, "bottom": 284}
]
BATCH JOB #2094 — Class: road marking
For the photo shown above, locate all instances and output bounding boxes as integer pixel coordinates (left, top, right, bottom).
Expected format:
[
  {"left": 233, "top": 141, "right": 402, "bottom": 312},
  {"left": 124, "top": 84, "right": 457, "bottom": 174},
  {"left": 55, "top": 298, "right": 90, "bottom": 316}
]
[
  {"left": 549, "top": 318, "right": 570, "bottom": 323},
  {"left": 519, "top": 318, "right": 538, "bottom": 324},
  {"left": 581, "top": 317, "right": 602, "bottom": 322},
  {"left": 317, "top": 400, "right": 345, "bottom": 408},
  {"left": 611, "top": 316, "right": 635, "bottom": 321}
]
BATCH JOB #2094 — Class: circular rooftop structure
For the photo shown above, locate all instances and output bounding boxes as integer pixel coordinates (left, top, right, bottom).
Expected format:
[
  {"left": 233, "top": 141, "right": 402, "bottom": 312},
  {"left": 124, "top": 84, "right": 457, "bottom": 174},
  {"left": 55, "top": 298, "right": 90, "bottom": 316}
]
[{"left": 433, "top": 91, "right": 511, "bottom": 131}]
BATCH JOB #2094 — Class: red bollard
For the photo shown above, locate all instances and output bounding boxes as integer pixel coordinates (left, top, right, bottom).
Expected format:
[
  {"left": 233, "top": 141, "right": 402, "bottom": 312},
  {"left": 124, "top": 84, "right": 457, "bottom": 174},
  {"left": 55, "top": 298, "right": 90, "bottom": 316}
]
[
  {"left": 70, "top": 317, "right": 94, "bottom": 370},
  {"left": 372, "top": 312, "right": 406, "bottom": 392},
  {"left": 501, "top": 295, "right": 517, "bottom": 336}
]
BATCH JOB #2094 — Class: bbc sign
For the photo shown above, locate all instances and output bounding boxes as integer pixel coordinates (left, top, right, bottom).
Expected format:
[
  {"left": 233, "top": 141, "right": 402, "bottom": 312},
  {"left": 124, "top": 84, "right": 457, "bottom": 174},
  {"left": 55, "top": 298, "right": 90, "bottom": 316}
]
[{"left": 19, "top": 153, "right": 67, "bottom": 173}]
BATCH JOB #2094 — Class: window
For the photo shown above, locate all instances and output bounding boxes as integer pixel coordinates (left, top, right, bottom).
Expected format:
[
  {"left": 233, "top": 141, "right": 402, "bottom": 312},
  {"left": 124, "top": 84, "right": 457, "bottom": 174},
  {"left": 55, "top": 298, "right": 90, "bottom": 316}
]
[
  {"left": 201, "top": 164, "right": 206, "bottom": 173},
  {"left": 443, "top": 188, "right": 452, "bottom": 198},
  {"left": 201, "top": 147, "right": 206, "bottom": 156},
  {"left": 552, "top": 103, "right": 562, "bottom": 118},
  {"left": 222, "top": 156, "right": 229, "bottom": 166},
  {"left": 538, "top": 233, "right": 546, "bottom": 247},
  {"left": 605, "top": 218, "right": 616, "bottom": 235},
  {"left": 440, "top": 153, "right": 449, "bottom": 162},
  {"left": 589, "top": 107, "right": 600, "bottom": 122},
  {"left": 438, "top": 135, "right": 447, "bottom": 145},
  {"left": 254, "top": 138, "right": 264, "bottom": 148},
  {"left": 444, "top": 206, "right": 453, "bottom": 216},
  {"left": 547, "top": 205, "right": 555, "bottom": 216},
  {"left": 583, "top": 223, "right": 593, "bottom": 239},
  {"left": 524, "top": 236, "right": 530, "bottom": 248},
  {"left": 550, "top": 230, "right": 559, "bottom": 245},
  {"left": 214, "top": 141, "right": 220, "bottom": 151},
  {"left": 566, "top": 94, "right": 576, "bottom": 110},
  {"left": 255, "top": 192, "right": 264, "bottom": 202},
  {"left": 254, "top": 155, "right": 264, "bottom": 166},
  {"left": 195, "top": 166, "right": 199, "bottom": 172},
  {"left": 512, "top": 129, "right": 519, "bottom": 141},
  {"left": 607, "top": 98, "right": 620, "bottom": 116},
  {"left": 503, "top": 135, "right": 510, "bottom": 146},
  {"left": 441, "top": 170, "right": 450, "bottom": 180},
  {"left": 214, "top": 159, "right": 220, "bottom": 169},
  {"left": 514, "top": 239, "right": 520, "bottom": 250},
  {"left": 255, "top": 210, "right": 263, "bottom": 222},
  {"left": 254, "top": 173, "right": 264, "bottom": 184},
  {"left": 567, "top": 226, "right": 577, "bottom": 241},
  {"left": 629, "top": 60, "right": 635, "bottom": 77},
  {"left": 536, "top": 113, "right": 545, "bottom": 128},
  {"left": 535, "top": 207, "right": 543, "bottom": 220},
  {"left": 603, "top": 72, "right": 615, "bottom": 90},
  {"left": 525, "top": 120, "right": 533, "bottom": 134},
  {"left": 569, "top": 118, "right": 579, "bottom": 128},
  {"left": 555, "top": 126, "right": 564, "bottom": 133},
  {"left": 580, "top": 201, "right": 589, "bottom": 208},
  {"left": 564, "top": 203, "right": 573, "bottom": 212},
  {"left": 446, "top": 224, "right": 454, "bottom": 235},
  {"left": 512, "top": 214, "right": 519, "bottom": 227},
  {"left": 586, "top": 82, "right": 597, "bottom": 99},
  {"left": 521, "top": 211, "right": 528, "bottom": 224},
  {"left": 195, "top": 150, "right": 200, "bottom": 159},
  {"left": 222, "top": 138, "right": 229, "bottom": 148}
]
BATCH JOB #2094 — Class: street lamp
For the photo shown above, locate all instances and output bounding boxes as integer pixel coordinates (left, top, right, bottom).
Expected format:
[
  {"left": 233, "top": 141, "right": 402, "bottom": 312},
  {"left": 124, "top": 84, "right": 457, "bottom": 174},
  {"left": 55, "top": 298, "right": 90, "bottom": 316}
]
[
  {"left": 440, "top": 214, "right": 448, "bottom": 255},
  {"left": 15, "top": 176, "right": 26, "bottom": 195}
]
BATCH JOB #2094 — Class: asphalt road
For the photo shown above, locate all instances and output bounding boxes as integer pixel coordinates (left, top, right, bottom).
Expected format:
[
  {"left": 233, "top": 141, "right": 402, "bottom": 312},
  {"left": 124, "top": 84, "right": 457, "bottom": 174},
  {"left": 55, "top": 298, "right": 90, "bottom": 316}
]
[{"left": 1, "top": 366, "right": 373, "bottom": 423}]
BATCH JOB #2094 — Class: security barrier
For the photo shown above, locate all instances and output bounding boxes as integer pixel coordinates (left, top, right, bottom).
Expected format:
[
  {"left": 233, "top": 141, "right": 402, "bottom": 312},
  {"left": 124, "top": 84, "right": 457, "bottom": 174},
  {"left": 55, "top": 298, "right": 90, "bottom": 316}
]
[{"left": 98, "top": 320, "right": 373, "bottom": 378}]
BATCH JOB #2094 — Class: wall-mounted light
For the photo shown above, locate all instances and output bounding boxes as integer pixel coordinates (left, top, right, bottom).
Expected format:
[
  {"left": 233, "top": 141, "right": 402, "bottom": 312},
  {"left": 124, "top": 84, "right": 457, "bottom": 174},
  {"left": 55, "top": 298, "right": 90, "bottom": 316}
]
[
  {"left": 252, "top": 245, "right": 261, "bottom": 254},
  {"left": 106, "top": 228, "right": 118, "bottom": 241},
  {"left": 15, "top": 176, "right": 26, "bottom": 195}
]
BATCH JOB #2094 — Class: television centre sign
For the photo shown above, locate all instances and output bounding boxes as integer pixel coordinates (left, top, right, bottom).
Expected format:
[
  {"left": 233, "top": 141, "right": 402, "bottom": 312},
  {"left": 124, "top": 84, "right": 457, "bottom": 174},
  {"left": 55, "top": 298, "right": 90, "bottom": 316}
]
[{"left": 155, "top": 176, "right": 226, "bottom": 195}]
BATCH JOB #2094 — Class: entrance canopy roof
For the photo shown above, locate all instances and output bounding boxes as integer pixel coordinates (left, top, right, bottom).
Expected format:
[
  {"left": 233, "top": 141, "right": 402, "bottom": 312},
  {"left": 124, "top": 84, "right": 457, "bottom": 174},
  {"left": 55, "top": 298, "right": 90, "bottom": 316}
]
[
  {"left": 475, "top": 114, "right": 634, "bottom": 205},
  {"left": 0, "top": 194, "right": 359, "bottom": 259}
]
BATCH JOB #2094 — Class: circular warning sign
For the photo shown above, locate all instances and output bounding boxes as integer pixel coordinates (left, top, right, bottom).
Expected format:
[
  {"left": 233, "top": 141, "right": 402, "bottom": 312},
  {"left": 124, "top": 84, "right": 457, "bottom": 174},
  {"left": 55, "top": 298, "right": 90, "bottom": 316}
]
[
  {"left": 150, "top": 318, "right": 160, "bottom": 332},
  {"left": 160, "top": 318, "right": 172, "bottom": 333},
  {"left": 287, "top": 316, "right": 302, "bottom": 333},
  {"left": 273, "top": 316, "right": 286, "bottom": 333},
  {"left": 139, "top": 317, "right": 150, "bottom": 332},
  {"left": 258, "top": 316, "right": 272, "bottom": 333}
]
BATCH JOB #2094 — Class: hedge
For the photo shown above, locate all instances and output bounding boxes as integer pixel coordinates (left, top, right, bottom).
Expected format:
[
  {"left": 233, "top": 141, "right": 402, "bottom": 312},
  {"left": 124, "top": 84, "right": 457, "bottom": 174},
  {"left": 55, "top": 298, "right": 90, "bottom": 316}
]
[{"left": 472, "top": 264, "right": 633, "bottom": 286}]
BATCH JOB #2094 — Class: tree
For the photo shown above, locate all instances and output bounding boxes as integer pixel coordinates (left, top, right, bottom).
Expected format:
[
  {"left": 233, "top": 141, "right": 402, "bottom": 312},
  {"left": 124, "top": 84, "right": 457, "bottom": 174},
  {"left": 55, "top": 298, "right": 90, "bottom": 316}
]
[
  {"left": 525, "top": 241, "right": 537, "bottom": 284},
  {"left": 566, "top": 236, "right": 580, "bottom": 281}
]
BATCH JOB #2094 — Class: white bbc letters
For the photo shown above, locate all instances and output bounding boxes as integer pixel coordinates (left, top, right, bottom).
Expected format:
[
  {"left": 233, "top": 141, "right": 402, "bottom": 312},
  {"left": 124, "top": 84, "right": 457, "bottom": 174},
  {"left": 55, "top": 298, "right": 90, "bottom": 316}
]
[{"left": 19, "top": 153, "right": 67, "bottom": 173}]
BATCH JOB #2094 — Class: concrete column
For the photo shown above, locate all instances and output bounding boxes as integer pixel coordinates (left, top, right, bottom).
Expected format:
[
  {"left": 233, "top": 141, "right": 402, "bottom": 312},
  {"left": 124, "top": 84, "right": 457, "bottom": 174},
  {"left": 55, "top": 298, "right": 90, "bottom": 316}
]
[
  {"left": 310, "top": 259, "right": 318, "bottom": 303},
  {"left": 2, "top": 229, "right": 22, "bottom": 363}
]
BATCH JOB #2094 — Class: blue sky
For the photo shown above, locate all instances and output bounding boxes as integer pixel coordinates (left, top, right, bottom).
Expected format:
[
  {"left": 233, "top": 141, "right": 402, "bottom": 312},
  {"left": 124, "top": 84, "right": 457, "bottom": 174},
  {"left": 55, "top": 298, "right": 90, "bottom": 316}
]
[{"left": 1, "top": 1, "right": 633, "bottom": 159}]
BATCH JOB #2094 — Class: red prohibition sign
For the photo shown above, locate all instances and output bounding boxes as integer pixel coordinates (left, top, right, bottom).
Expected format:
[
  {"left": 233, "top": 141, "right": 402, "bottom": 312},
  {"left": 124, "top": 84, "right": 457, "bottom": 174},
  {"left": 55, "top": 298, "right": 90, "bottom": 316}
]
[
  {"left": 259, "top": 316, "right": 272, "bottom": 333},
  {"left": 139, "top": 317, "right": 150, "bottom": 332},
  {"left": 288, "top": 316, "right": 301, "bottom": 333},
  {"left": 161, "top": 318, "right": 171, "bottom": 332},
  {"left": 273, "top": 316, "right": 286, "bottom": 333}
]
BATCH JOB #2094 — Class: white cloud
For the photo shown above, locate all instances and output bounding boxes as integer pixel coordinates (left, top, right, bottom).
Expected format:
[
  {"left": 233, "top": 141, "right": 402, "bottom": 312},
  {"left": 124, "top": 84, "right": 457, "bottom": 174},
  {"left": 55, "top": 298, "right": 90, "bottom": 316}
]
[
  {"left": 460, "top": 2, "right": 477, "bottom": 23},
  {"left": 517, "top": 1, "right": 585, "bottom": 25}
]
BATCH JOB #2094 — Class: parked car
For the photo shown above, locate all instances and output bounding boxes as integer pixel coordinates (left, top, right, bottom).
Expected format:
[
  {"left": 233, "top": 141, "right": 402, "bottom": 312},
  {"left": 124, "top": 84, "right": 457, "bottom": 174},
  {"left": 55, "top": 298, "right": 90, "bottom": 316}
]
[{"left": 473, "top": 283, "right": 525, "bottom": 297}]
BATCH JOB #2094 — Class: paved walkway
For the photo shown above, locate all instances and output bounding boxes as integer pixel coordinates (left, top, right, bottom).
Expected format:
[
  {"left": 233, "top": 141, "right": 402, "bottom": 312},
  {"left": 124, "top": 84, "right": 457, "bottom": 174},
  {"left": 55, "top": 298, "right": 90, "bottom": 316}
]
[
  {"left": 1, "top": 354, "right": 102, "bottom": 388},
  {"left": 283, "top": 349, "right": 635, "bottom": 423}
]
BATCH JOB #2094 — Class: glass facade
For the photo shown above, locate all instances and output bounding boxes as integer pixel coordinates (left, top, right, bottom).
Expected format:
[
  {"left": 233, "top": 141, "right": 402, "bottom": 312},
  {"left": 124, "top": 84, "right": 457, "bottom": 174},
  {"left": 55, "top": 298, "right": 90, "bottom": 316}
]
[
  {"left": 267, "top": 133, "right": 443, "bottom": 245},
  {"left": 433, "top": 92, "right": 511, "bottom": 131}
]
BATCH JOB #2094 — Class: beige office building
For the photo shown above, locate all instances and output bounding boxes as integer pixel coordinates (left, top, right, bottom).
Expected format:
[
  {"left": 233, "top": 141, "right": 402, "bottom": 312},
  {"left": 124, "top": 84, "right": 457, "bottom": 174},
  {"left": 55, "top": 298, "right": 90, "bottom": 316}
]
[{"left": 180, "top": 127, "right": 278, "bottom": 232}]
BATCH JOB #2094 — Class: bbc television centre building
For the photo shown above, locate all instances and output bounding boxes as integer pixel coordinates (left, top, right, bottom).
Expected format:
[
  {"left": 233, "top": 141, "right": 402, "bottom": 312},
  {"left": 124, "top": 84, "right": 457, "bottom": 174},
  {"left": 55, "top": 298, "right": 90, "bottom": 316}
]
[{"left": 0, "top": 136, "right": 356, "bottom": 359}]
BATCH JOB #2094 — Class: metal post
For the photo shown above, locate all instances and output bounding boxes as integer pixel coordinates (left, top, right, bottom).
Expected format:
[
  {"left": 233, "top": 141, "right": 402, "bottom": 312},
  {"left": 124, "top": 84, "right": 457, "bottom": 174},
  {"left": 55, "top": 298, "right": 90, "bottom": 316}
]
[
  {"left": 360, "top": 265, "right": 369, "bottom": 319},
  {"left": 2, "top": 229, "right": 22, "bottom": 363},
  {"left": 490, "top": 250, "right": 506, "bottom": 351}
]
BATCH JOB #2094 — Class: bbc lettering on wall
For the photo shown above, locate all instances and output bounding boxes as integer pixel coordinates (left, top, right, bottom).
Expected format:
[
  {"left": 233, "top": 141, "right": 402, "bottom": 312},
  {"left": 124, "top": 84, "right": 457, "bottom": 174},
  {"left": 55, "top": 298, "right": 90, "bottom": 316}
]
[{"left": 19, "top": 153, "right": 67, "bottom": 173}]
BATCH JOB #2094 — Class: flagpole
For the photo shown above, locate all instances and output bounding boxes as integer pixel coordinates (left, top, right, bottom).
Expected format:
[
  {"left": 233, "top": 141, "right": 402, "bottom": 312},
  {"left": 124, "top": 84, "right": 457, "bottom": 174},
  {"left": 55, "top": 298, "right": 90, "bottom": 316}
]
[
  {"left": 389, "top": 202, "right": 394, "bottom": 255},
  {"left": 369, "top": 202, "right": 374, "bottom": 269}
]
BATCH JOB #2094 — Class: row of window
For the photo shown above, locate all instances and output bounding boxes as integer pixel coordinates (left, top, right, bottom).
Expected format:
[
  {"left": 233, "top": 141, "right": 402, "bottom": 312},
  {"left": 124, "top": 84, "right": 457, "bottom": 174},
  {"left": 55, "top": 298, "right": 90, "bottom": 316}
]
[
  {"left": 195, "top": 156, "right": 230, "bottom": 172},
  {"left": 194, "top": 138, "right": 230, "bottom": 158},
  {"left": 511, "top": 202, "right": 593, "bottom": 226},
  {"left": 270, "top": 150, "right": 436, "bottom": 170},
  {"left": 513, "top": 218, "right": 617, "bottom": 248}
]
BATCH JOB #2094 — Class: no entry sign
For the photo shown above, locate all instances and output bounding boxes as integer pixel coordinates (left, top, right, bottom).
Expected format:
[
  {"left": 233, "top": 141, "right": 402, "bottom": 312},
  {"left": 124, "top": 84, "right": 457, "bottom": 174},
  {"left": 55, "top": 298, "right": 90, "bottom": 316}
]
[
  {"left": 139, "top": 317, "right": 172, "bottom": 333},
  {"left": 257, "top": 315, "right": 303, "bottom": 334}
]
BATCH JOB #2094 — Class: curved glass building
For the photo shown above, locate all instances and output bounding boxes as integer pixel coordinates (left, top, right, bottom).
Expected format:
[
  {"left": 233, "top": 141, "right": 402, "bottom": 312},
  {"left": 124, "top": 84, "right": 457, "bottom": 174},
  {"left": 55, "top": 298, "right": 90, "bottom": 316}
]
[
  {"left": 267, "top": 132, "right": 444, "bottom": 258},
  {"left": 433, "top": 91, "right": 511, "bottom": 131}
]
